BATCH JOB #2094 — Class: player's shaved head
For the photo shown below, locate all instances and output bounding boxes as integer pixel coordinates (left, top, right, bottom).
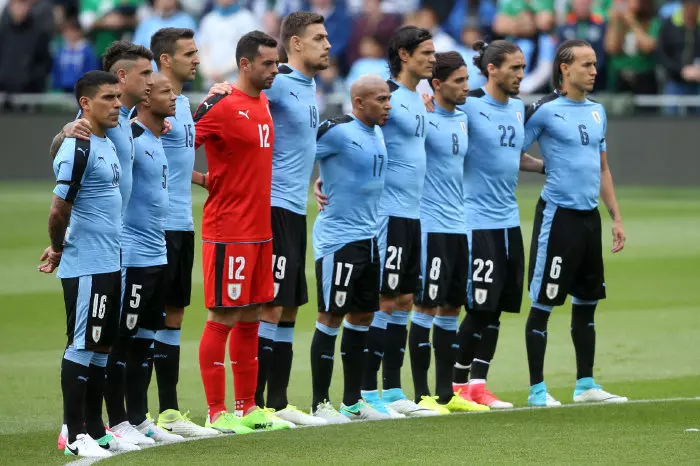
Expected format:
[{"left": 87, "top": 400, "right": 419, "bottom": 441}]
[
  {"left": 350, "top": 74, "right": 388, "bottom": 100},
  {"left": 351, "top": 74, "right": 391, "bottom": 127}
]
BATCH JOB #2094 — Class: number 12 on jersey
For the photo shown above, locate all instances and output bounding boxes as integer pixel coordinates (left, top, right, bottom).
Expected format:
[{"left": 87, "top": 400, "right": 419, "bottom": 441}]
[{"left": 258, "top": 124, "right": 270, "bottom": 148}]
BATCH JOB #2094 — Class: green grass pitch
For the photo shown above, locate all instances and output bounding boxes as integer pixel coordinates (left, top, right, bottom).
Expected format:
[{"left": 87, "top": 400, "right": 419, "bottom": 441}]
[{"left": 1, "top": 182, "right": 699, "bottom": 464}]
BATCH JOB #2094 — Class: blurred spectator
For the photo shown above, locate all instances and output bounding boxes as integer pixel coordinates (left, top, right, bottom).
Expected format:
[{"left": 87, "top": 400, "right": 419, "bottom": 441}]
[
  {"left": 492, "top": 0, "right": 536, "bottom": 38},
  {"left": 197, "top": 0, "right": 259, "bottom": 86},
  {"left": 51, "top": 18, "right": 99, "bottom": 92},
  {"left": 454, "top": 19, "right": 488, "bottom": 89},
  {"left": 305, "top": 0, "right": 351, "bottom": 68},
  {"left": 315, "top": 57, "right": 344, "bottom": 116},
  {"left": 133, "top": 0, "right": 196, "bottom": 49},
  {"left": 345, "top": 35, "right": 389, "bottom": 89},
  {"left": 659, "top": 0, "right": 681, "bottom": 18},
  {"left": 558, "top": 0, "right": 606, "bottom": 90},
  {"left": 79, "top": 0, "right": 144, "bottom": 56},
  {"left": 346, "top": 0, "right": 401, "bottom": 64},
  {"left": 411, "top": 6, "right": 457, "bottom": 51},
  {"left": 531, "top": 0, "right": 556, "bottom": 32},
  {"left": 519, "top": 32, "right": 556, "bottom": 93},
  {"left": 657, "top": 0, "right": 700, "bottom": 113},
  {"left": 0, "top": 0, "right": 52, "bottom": 93},
  {"left": 437, "top": 0, "right": 497, "bottom": 41},
  {"left": 605, "top": 0, "right": 659, "bottom": 94}
]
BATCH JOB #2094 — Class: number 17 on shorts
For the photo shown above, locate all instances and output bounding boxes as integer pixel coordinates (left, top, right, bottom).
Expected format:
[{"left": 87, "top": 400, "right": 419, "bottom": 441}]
[{"left": 202, "top": 241, "right": 274, "bottom": 309}]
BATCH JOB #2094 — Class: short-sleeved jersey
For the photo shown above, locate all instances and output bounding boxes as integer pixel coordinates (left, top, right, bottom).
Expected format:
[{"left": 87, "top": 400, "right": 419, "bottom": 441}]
[
  {"left": 122, "top": 122, "right": 168, "bottom": 267},
  {"left": 105, "top": 106, "right": 135, "bottom": 216},
  {"left": 162, "top": 94, "right": 195, "bottom": 231},
  {"left": 523, "top": 93, "right": 607, "bottom": 210},
  {"left": 194, "top": 87, "right": 274, "bottom": 243},
  {"left": 378, "top": 80, "right": 428, "bottom": 219},
  {"left": 266, "top": 64, "right": 319, "bottom": 215},
  {"left": 312, "top": 115, "right": 387, "bottom": 259},
  {"left": 420, "top": 103, "right": 468, "bottom": 234},
  {"left": 53, "top": 135, "right": 122, "bottom": 278},
  {"left": 460, "top": 88, "right": 525, "bottom": 230}
]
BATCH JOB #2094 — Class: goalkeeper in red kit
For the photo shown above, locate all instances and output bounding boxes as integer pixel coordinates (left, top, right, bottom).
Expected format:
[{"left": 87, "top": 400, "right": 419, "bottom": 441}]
[{"left": 193, "top": 31, "right": 290, "bottom": 433}]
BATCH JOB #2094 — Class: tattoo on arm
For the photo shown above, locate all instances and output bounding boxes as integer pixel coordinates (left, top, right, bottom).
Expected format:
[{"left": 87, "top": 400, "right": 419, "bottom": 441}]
[
  {"left": 48, "top": 195, "right": 72, "bottom": 252},
  {"left": 49, "top": 131, "right": 66, "bottom": 159},
  {"left": 608, "top": 208, "right": 616, "bottom": 220}
]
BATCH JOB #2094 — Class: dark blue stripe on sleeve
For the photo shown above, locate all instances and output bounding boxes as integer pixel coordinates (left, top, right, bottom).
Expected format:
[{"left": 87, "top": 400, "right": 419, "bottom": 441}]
[{"left": 66, "top": 139, "right": 90, "bottom": 202}]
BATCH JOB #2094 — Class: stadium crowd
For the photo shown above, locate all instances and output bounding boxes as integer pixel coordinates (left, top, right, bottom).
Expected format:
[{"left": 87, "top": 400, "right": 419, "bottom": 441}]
[{"left": 0, "top": 0, "right": 699, "bottom": 101}]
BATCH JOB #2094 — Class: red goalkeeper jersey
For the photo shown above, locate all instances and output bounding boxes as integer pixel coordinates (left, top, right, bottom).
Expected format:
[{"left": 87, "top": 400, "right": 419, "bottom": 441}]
[{"left": 194, "top": 87, "right": 274, "bottom": 243}]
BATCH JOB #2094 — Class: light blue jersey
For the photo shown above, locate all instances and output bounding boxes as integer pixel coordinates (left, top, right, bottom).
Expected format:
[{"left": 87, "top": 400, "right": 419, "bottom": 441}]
[
  {"left": 313, "top": 115, "right": 387, "bottom": 259},
  {"left": 105, "top": 106, "right": 135, "bottom": 215},
  {"left": 266, "top": 64, "right": 319, "bottom": 215},
  {"left": 378, "top": 80, "right": 427, "bottom": 219},
  {"left": 122, "top": 122, "right": 168, "bottom": 267},
  {"left": 162, "top": 94, "right": 195, "bottom": 231},
  {"left": 53, "top": 136, "right": 122, "bottom": 278},
  {"left": 420, "top": 103, "right": 469, "bottom": 233},
  {"left": 460, "top": 88, "right": 525, "bottom": 230},
  {"left": 523, "top": 93, "right": 607, "bottom": 210}
]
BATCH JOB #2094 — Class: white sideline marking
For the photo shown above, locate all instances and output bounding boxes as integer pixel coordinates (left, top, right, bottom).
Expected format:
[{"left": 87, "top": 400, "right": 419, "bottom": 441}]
[{"left": 66, "top": 397, "right": 700, "bottom": 466}]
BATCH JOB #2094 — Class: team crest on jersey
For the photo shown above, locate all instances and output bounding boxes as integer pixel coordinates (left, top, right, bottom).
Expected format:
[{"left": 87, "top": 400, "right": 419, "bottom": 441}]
[
  {"left": 428, "top": 284, "right": 439, "bottom": 300},
  {"left": 591, "top": 111, "right": 601, "bottom": 124},
  {"left": 92, "top": 326, "right": 102, "bottom": 343},
  {"left": 273, "top": 282, "right": 280, "bottom": 298},
  {"left": 334, "top": 291, "right": 347, "bottom": 308},
  {"left": 126, "top": 313, "right": 139, "bottom": 330},
  {"left": 475, "top": 288, "right": 488, "bottom": 305},
  {"left": 460, "top": 121, "right": 467, "bottom": 135},
  {"left": 546, "top": 283, "right": 559, "bottom": 300},
  {"left": 387, "top": 273, "right": 399, "bottom": 290},
  {"left": 516, "top": 112, "right": 523, "bottom": 123},
  {"left": 228, "top": 283, "right": 242, "bottom": 301}
]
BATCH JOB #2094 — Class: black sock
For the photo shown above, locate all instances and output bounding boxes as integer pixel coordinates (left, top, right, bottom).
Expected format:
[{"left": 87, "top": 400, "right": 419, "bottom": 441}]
[
  {"left": 61, "top": 356, "right": 89, "bottom": 443},
  {"left": 362, "top": 324, "right": 385, "bottom": 391},
  {"left": 105, "top": 336, "right": 130, "bottom": 426},
  {"left": 267, "top": 321, "right": 295, "bottom": 411},
  {"left": 382, "top": 316, "right": 408, "bottom": 390},
  {"left": 341, "top": 325, "right": 369, "bottom": 406},
  {"left": 154, "top": 328, "right": 181, "bottom": 413},
  {"left": 85, "top": 362, "right": 107, "bottom": 439},
  {"left": 310, "top": 325, "right": 338, "bottom": 408},
  {"left": 471, "top": 311, "right": 501, "bottom": 380},
  {"left": 571, "top": 303, "right": 597, "bottom": 380},
  {"left": 409, "top": 321, "right": 432, "bottom": 402},
  {"left": 433, "top": 317, "right": 458, "bottom": 404},
  {"left": 127, "top": 336, "right": 152, "bottom": 426},
  {"left": 454, "top": 312, "right": 480, "bottom": 383},
  {"left": 255, "top": 322, "right": 275, "bottom": 408},
  {"left": 525, "top": 307, "right": 551, "bottom": 386}
]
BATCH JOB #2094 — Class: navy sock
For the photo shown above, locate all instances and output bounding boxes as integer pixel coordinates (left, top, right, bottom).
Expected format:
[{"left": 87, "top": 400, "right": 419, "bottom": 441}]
[
  {"left": 362, "top": 312, "right": 387, "bottom": 391},
  {"left": 571, "top": 302, "right": 597, "bottom": 380},
  {"left": 62, "top": 346, "right": 92, "bottom": 443},
  {"left": 526, "top": 306, "right": 551, "bottom": 386},
  {"left": 105, "top": 336, "right": 130, "bottom": 426},
  {"left": 433, "top": 316, "right": 458, "bottom": 404},
  {"left": 409, "top": 312, "right": 433, "bottom": 402},
  {"left": 310, "top": 323, "right": 338, "bottom": 408},
  {"left": 471, "top": 311, "right": 501, "bottom": 380},
  {"left": 127, "top": 332, "right": 153, "bottom": 426},
  {"left": 256, "top": 321, "right": 276, "bottom": 408},
  {"left": 454, "top": 313, "right": 480, "bottom": 384},
  {"left": 85, "top": 353, "right": 108, "bottom": 440},
  {"left": 154, "top": 327, "right": 181, "bottom": 413},
  {"left": 267, "top": 321, "right": 295, "bottom": 411},
  {"left": 382, "top": 311, "right": 409, "bottom": 390},
  {"left": 340, "top": 322, "right": 369, "bottom": 407}
]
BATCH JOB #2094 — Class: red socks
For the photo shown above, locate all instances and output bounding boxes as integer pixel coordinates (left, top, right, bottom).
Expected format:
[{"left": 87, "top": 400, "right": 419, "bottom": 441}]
[
  {"left": 230, "top": 321, "right": 259, "bottom": 415},
  {"left": 199, "top": 321, "right": 231, "bottom": 420}
]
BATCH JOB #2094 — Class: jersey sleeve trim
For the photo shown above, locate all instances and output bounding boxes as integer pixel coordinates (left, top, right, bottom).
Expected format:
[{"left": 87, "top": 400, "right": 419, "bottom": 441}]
[
  {"left": 278, "top": 64, "right": 293, "bottom": 74},
  {"left": 62, "top": 139, "right": 90, "bottom": 202},
  {"left": 317, "top": 115, "right": 353, "bottom": 141},
  {"left": 131, "top": 121, "right": 146, "bottom": 138},
  {"left": 387, "top": 80, "right": 399, "bottom": 92},
  {"left": 467, "top": 88, "right": 486, "bottom": 98},
  {"left": 193, "top": 93, "right": 227, "bottom": 123},
  {"left": 525, "top": 92, "right": 559, "bottom": 122}
]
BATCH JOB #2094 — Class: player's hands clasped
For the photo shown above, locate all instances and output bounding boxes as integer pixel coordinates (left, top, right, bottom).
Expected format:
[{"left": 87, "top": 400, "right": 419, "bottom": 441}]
[
  {"left": 38, "top": 246, "right": 61, "bottom": 274},
  {"left": 314, "top": 178, "right": 328, "bottom": 211},
  {"left": 611, "top": 220, "right": 626, "bottom": 253},
  {"left": 64, "top": 119, "right": 92, "bottom": 141}
]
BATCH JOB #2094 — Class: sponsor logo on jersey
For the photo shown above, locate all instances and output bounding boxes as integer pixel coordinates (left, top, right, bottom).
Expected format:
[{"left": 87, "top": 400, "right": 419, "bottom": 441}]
[
  {"left": 475, "top": 288, "right": 488, "bottom": 305},
  {"left": 546, "top": 283, "right": 559, "bottom": 300},
  {"left": 428, "top": 284, "right": 438, "bottom": 300},
  {"left": 334, "top": 291, "right": 347, "bottom": 308},
  {"left": 388, "top": 273, "right": 399, "bottom": 290},
  {"left": 126, "top": 313, "right": 139, "bottom": 330},
  {"left": 228, "top": 283, "right": 242, "bottom": 300},
  {"left": 92, "top": 326, "right": 102, "bottom": 343}
]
